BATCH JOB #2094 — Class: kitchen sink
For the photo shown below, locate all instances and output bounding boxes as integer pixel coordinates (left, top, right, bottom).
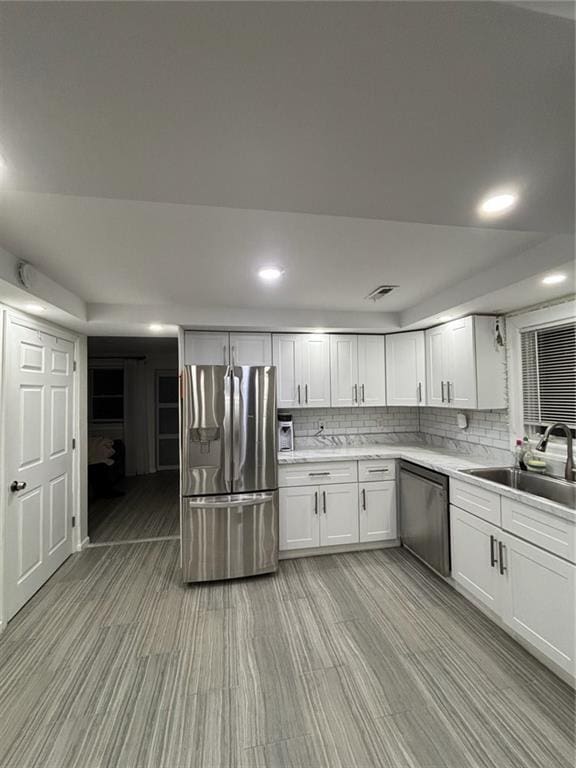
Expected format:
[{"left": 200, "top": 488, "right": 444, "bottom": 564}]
[{"left": 461, "top": 467, "right": 576, "bottom": 508}]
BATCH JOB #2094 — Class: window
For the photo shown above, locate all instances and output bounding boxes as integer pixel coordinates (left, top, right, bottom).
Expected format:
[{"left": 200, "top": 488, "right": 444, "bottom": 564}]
[
  {"left": 90, "top": 367, "right": 124, "bottom": 422},
  {"left": 520, "top": 321, "right": 576, "bottom": 439}
]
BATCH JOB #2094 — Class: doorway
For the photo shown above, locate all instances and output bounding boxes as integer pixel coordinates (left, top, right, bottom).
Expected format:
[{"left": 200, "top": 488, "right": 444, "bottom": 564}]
[{"left": 87, "top": 337, "right": 179, "bottom": 544}]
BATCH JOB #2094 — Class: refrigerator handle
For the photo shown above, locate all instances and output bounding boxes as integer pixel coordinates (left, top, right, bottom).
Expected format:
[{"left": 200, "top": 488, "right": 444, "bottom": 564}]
[
  {"left": 223, "top": 370, "right": 233, "bottom": 488},
  {"left": 232, "top": 370, "right": 242, "bottom": 483}
]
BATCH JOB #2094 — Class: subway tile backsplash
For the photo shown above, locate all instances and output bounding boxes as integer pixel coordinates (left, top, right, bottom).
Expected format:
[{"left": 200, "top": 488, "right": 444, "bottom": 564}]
[{"left": 279, "top": 405, "right": 512, "bottom": 462}]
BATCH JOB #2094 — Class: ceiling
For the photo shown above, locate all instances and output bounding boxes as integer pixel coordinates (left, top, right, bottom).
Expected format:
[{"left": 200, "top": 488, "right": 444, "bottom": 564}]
[{"left": 0, "top": 1, "right": 573, "bottom": 332}]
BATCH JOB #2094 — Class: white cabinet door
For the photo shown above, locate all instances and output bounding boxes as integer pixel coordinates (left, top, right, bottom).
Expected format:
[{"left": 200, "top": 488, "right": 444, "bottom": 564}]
[
  {"left": 301, "top": 334, "right": 331, "bottom": 408},
  {"left": 451, "top": 505, "right": 502, "bottom": 615},
  {"left": 183, "top": 331, "right": 229, "bottom": 365},
  {"left": 230, "top": 333, "right": 272, "bottom": 366},
  {"left": 500, "top": 532, "right": 575, "bottom": 676},
  {"left": 272, "top": 334, "right": 303, "bottom": 408},
  {"left": 445, "top": 317, "right": 477, "bottom": 408},
  {"left": 425, "top": 325, "right": 448, "bottom": 407},
  {"left": 319, "top": 483, "right": 359, "bottom": 546},
  {"left": 330, "top": 335, "right": 358, "bottom": 407},
  {"left": 357, "top": 335, "right": 386, "bottom": 406},
  {"left": 279, "top": 485, "right": 320, "bottom": 550},
  {"left": 359, "top": 482, "right": 397, "bottom": 542},
  {"left": 385, "top": 331, "right": 426, "bottom": 406}
]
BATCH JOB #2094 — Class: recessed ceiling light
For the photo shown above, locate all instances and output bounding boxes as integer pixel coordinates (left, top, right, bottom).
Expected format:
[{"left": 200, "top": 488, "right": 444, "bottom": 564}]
[
  {"left": 542, "top": 273, "right": 567, "bottom": 286},
  {"left": 26, "top": 303, "right": 45, "bottom": 312},
  {"left": 149, "top": 323, "right": 163, "bottom": 332},
  {"left": 478, "top": 192, "right": 518, "bottom": 217},
  {"left": 258, "top": 266, "right": 284, "bottom": 282}
]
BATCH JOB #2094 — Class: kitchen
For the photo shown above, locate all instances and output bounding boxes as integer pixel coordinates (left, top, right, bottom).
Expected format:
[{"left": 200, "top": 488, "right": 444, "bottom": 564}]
[{"left": 0, "top": 2, "right": 574, "bottom": 767}]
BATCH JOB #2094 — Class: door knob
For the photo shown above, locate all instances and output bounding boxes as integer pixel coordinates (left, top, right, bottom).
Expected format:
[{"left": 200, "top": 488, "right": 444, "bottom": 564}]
[{"left": 10, "top": 481, "right": 27, "bottom": 493}]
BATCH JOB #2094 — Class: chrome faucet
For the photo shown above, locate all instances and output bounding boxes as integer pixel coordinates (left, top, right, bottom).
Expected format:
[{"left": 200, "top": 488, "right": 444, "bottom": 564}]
[{"left": 535, "top": 423, "right": 574, "bottom": 482}]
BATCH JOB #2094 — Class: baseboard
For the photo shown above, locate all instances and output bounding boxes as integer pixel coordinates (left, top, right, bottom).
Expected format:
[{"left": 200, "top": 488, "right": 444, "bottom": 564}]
[
  {"left": 279, "top": 539, "right": 400, "bottom": 560},
  {"left": 77, "top": 536, "right": 90, "bottom": 552}
]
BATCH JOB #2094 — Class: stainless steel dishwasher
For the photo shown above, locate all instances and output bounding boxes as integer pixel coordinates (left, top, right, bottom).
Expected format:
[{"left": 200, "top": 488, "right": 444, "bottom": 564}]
[{"left": 398, "top": 461, "right": 450, "bottom": 576}]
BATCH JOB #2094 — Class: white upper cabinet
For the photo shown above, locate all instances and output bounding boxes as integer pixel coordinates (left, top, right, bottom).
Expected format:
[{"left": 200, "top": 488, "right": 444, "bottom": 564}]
[
  {"left": 385, "top": 331, "right": 426, "bottom": 407},
  {"left": 183, "top": 331, "right": 229, "bottom": 365},
  {"left": 183, "top": 331, "right": 272, "bottom": 367},
  {"left": 425, "top": 316, "right": 505, "bottom": 410},
  {"left": 330, "top": 335, "right": 386, "bottom": 407},
  {"left": 230, "top": 333, "right": 272, "bottom": 366},
  {"left": 330, "top": 335, "right": 359, "bottom": 407},
  {"left": 272, "top": 334, "right": 330, "bottom": 408},
  {"left": 358, "top": 336, "right": 387, "bottom": 406}
]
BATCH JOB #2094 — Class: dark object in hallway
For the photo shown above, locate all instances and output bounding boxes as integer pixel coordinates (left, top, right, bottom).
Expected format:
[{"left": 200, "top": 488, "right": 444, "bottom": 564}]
[{"left": 88, "top": 439, "right": 125, "bottom": 501}]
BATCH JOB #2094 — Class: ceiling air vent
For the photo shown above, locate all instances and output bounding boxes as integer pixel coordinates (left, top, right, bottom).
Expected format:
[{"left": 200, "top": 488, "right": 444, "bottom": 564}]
[{"left": 365, "top": 285, "right": 398, "bottom": 302}]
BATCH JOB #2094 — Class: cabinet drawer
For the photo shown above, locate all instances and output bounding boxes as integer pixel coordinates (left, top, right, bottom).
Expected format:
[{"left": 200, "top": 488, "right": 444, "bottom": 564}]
[
  {"left": 501, "top": 497, "right": 575, "bottom": 564},
  {"left": 278, "top": 461, "right": 358, "bottom": 488},
  {"left": 358, "top": 459, "right": 396, "bottom": 482},
  {"left": 451, "top": 478, "right": 501, "bottom": 526}
]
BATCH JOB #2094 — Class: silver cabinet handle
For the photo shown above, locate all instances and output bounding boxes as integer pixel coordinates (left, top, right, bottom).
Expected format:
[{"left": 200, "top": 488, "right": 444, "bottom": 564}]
[
  {"left": 417, "top": 382, "right": 422, "bottom": 403},
  {"left": 361, "top": 488, "right": 366, "bottom": 510},
  {"left": 305, "top": 384, "right": 308, "bottom": 404},
  {"left": 441, "top": 381, "right": 445, "bottom": 403},
  {"left": 490, "top": 535, "right": 498, "bottom": 568},
  {"left": 297, "top": 384, "right": 301, "bottom": 404},
  {"left": 498, "top": 541, "right": 507, "bottom": 575},
  {"left": 308, "top": 471, "right": 330, "bottom": 477},
  {"left": 314, "top": 491, "right": 318, "bottom": 516},
  {"left": 361, "top": 384, "right": 365, "bottom": 403},
  {"left": 368, "top": 468, "right": 388, "bottom": 473},
  {"left": 322, "top": 490, "right": 327, "bottom": 514},
  {"left": 353, "top": 384, "right": 358, "bottom": 404},
  {"left": 447, "top": 381, "right": 452, "bottom": 403}
]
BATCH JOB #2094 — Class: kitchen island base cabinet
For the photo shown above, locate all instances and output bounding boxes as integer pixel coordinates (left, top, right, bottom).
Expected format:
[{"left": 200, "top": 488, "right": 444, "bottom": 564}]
[{"left": 359, "top": 482, "right": 397, "bottom": 542}]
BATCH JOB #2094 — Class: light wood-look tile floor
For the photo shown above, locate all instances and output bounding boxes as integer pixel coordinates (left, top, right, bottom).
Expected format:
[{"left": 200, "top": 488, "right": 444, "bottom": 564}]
[
  {"left": 0, "top": 543, "right": 574, "bottom": 768},
  {"left": 89, "top": 472, "right": 179, "bottom": 543}
]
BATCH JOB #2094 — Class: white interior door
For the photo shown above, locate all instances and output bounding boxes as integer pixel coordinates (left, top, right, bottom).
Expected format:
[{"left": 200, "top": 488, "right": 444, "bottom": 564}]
[
  {"left": 5, "top": 318, "right": 75, "bottom": 621},
  {"left": 357, "top": 335, "right": 386, "bottom": 406}
]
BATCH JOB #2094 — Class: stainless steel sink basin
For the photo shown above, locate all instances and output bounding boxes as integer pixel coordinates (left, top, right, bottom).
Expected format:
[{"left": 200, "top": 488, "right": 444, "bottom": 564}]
[{"left": 461, "top": 467, "right": 576, "bottom": 508}]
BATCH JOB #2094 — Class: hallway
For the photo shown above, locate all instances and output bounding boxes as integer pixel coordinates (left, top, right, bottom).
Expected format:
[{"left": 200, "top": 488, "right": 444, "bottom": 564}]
[{"left": 89, "top": 472, "right": 179, "bottom": 544}]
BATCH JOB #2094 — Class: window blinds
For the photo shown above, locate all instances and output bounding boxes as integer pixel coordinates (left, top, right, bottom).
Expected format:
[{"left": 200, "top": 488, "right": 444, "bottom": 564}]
[{"left": 521, "top": 321, "right": 576, "bottom": 429}]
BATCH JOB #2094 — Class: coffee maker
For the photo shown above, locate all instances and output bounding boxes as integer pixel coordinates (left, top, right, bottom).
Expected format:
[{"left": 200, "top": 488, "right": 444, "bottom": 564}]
[{"left": 278, "top": 414, "right": 294, "bottom": 452}]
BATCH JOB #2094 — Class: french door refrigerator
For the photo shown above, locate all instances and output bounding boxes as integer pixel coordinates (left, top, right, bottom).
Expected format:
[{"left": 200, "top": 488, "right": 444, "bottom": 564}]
[{"left": 180, "top": 365, "right": 278, "bottom": 582}]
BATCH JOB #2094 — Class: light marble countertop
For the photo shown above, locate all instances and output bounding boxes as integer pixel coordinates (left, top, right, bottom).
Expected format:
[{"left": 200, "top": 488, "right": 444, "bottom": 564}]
[{"left": 278, "top": 444, "right": 575, "bottom": 522}]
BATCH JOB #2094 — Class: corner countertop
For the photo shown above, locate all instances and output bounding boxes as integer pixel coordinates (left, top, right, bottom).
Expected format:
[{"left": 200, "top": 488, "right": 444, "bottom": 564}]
[{"left": 278, "top": 444, "right": 575, "bottom": 522}]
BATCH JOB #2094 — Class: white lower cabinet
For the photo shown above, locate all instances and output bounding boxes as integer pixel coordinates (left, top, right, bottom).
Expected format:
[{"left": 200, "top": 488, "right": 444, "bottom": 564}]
[
  {"left": 279, "top": 486, "right": 320, "bottom": 550},
  {"left": 320, "top": 483, "right": 359, "bottom": 546},
  {"left": 359, "top": 481, "right": 396, "bottom": 543},
  {"left": 451, "top": 505, "right": 502, "bottom": 614},
  {"left": 500, "top": 531, "right": 575, "bottom": 675},
  {"left": 279, "top": 481, "right": 358, "bottom": 551},
  {"left": 451, "top": 503, "right": 576, "bottom": 678}
]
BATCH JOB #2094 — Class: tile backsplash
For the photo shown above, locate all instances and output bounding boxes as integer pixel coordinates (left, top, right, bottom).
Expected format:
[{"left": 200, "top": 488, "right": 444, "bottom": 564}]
[{"left": 279, "top": 405, "right": 513, "bottom": 462}]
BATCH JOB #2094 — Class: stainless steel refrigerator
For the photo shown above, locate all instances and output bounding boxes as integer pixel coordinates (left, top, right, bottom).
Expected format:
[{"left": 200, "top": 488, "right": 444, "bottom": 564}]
[{"left": 180, "top": 365, "right": 278, "bottom": 582}]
